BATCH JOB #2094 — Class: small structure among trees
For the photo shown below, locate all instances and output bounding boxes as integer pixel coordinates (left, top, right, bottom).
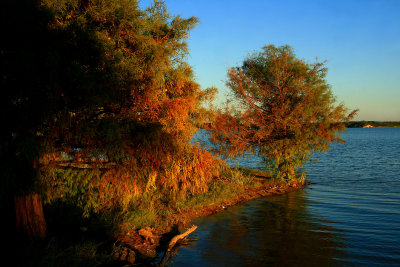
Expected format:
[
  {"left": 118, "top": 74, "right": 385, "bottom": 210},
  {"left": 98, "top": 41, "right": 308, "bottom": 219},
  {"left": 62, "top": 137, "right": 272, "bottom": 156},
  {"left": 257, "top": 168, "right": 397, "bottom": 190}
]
[{"left": 211, "top": 45, "right": 357, "bottom": 180}]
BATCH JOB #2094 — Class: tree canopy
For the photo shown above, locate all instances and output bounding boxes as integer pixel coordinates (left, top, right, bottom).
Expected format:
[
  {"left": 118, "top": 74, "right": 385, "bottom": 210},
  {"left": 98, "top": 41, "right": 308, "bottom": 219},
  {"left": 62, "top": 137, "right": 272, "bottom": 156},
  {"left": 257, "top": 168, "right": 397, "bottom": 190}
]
[
  {"left": 1, "top": 0, "right": 219, "bottom": 219},
  {"left": 211, "top": 45, "right": 357, "bottom": 180},
  {"left": 1, "top": 1, "right": 358, "bottom": 244}
]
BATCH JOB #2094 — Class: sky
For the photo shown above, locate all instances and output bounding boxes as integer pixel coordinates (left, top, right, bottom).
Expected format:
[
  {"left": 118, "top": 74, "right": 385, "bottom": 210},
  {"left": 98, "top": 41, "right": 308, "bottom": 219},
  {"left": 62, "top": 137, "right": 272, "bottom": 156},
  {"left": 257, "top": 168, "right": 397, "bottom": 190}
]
[{"left": 142, "top": 0, "right": 400, "bottom": 121}]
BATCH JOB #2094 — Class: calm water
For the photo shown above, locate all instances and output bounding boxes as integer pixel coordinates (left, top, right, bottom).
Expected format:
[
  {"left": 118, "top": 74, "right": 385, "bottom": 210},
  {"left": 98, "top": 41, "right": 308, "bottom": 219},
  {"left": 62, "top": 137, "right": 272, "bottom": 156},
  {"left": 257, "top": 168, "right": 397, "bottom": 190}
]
[{"left": 170, "top": 128, "right": 400, "bottom": 266}]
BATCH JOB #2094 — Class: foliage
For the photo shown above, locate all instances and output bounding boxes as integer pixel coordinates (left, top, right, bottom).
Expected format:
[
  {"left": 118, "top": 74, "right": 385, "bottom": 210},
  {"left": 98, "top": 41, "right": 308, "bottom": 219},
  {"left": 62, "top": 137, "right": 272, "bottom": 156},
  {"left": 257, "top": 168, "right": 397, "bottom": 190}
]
[
  {"left": 120, "top": 165, "right": 257, "bottom": 230},
  {"left": 211, "top": 45, "right": 357, "bottom": 180},
  {"left": 20, "top": 165, "right": 265, "bottom": 266},
  {"left": 1, "top": 0, "right": 220, "bottom": 219},
  {"left": 38, "top": 147, "right": 223, "bottom": 216}
]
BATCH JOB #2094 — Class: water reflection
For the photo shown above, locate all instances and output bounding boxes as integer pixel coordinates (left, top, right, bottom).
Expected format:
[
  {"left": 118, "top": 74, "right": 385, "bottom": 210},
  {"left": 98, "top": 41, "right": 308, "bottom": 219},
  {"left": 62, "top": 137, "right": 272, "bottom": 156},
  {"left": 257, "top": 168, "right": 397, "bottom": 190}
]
[
  {"left": 171, "top": 189, "right": 348, "bottom": 266},
  {"left": 176, "top": 129, "right": 400, "bottom": 266}
]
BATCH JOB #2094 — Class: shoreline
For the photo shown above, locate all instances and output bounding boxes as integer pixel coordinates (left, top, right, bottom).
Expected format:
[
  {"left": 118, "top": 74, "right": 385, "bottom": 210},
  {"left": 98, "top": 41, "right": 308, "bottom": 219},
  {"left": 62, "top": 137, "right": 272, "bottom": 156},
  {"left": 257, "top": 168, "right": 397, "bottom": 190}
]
[
  {"left": 17, "top": 169, "right": 309, "bottom": 266},
  {"left": 114, "top": 176, "right": 309, "bottom": 265},
  {"left": 170, "top": 179, "right": 308, "bottom": 225}
]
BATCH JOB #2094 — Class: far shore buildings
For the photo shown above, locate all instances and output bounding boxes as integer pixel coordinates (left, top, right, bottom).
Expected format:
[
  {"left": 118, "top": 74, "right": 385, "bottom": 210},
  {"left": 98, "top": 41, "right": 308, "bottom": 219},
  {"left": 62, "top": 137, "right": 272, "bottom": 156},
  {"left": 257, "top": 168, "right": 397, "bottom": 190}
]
[{"left": 363, "top": 124, "right": 374, "bottom": 128}]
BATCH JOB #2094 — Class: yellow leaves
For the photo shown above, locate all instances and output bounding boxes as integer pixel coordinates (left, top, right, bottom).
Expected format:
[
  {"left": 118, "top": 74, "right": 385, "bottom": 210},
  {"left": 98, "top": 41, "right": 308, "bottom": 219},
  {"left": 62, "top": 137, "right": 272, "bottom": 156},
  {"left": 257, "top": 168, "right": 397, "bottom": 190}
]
[
  {"left": 150, "top": 147, "right": 221, "bottom": 200},
  {"left": 85, "top": 168, "right": 141, "bottom": 213},
  {"left": 145, "top": 171, "right": 158, "bottom": 192}
]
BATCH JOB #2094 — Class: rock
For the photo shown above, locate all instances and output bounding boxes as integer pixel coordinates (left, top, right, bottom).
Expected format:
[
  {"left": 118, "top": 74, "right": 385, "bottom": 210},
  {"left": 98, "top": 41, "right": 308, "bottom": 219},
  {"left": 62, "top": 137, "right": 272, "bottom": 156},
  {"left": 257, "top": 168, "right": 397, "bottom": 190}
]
[
  {"left": 138, "top": 227, "right": 160, "bottom": 245},
  {"left": 133, "top": 243, "right": 157, "bottom": 258},
  {"left": 113, "top": 246, "right": 136, "bottom": 264}
]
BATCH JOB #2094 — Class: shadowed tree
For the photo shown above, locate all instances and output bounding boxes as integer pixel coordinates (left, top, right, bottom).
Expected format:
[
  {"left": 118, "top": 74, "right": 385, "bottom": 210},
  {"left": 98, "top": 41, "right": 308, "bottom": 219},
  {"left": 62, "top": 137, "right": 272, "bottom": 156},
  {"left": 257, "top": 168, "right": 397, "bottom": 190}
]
[
  {"left": 211, "top": 45, "right": 357, "bottom": 180},
  {"left": 1, "top": 0, "right": 219, "bottom": 239}
]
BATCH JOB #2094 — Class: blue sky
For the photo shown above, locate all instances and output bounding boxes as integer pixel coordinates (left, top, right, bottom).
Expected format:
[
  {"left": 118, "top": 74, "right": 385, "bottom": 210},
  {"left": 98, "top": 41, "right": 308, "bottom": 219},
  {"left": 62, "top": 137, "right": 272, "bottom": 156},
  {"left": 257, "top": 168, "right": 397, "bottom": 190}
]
[{"left": 142, "top": 0, "right": 400, "bottom": 121}]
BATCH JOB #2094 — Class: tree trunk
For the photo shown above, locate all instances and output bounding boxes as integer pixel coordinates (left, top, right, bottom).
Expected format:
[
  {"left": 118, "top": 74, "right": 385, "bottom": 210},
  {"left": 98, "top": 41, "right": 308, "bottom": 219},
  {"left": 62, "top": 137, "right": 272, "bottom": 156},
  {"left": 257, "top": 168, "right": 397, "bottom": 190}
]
[{"left": 14, "top": 193, "right": 47, "bottom": 240}]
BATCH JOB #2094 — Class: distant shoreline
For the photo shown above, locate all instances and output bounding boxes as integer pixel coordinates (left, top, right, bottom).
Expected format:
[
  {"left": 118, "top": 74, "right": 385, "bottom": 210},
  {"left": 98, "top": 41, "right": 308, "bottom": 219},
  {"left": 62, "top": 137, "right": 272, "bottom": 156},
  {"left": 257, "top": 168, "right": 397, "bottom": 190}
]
[{"left": 346, "top": 121, "right": 400, "bottom": 128}]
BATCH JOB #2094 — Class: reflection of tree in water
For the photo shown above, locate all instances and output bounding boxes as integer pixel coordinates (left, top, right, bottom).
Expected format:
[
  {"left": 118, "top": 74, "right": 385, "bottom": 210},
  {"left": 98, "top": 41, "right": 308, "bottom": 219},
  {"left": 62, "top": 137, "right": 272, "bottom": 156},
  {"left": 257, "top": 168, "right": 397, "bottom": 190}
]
[{"left": 193, "top": 190, "right": 348, "bottom": 266}]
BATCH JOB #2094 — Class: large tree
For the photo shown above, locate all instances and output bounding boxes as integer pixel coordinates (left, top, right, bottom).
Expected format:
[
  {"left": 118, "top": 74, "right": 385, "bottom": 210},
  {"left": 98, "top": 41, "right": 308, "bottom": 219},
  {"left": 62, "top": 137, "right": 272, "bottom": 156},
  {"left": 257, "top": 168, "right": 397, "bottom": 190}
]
[
  {"left": 212, "top": 45, "right": 357, "bottom": 180},
  {"left": 1, "top": 0, "right": 218, "bottom": 239}
]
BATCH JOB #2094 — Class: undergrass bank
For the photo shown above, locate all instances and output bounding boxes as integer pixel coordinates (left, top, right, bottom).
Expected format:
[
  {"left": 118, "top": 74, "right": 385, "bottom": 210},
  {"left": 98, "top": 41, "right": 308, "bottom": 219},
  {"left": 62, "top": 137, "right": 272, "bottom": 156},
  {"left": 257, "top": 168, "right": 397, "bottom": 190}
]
[
  {"left": 110, "top": 166, "right": 306, "bottom": 265},
  {"left": 16, "top": 167, "right": 307, "bottom": 266}
]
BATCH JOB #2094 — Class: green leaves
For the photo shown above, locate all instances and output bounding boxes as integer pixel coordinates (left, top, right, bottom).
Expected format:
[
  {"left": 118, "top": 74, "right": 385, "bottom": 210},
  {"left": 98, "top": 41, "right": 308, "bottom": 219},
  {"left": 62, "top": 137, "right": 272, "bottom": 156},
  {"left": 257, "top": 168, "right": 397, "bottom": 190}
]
[
  {"left": 0, "top": 0, "right": 223, "bottom": 218},
  {"left": 212, "top": 44, "right": 357, "bottom": 180}
]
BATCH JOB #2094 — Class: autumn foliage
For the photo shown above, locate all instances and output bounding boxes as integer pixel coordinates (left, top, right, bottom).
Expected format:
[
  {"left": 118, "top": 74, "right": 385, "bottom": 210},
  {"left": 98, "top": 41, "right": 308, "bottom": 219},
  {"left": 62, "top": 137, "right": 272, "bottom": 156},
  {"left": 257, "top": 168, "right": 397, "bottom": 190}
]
[
  {"left": 1, "top": 1, "right": 356, "bottom": 245},
  {"left": 1, "top": 0, "right": 222, "bottom": 228},
  {"left": 211, "top": 45, "right": 357, "bottom": 180},
  {"left": 35, "top": 0, "right": 223, "bottom": 214}
]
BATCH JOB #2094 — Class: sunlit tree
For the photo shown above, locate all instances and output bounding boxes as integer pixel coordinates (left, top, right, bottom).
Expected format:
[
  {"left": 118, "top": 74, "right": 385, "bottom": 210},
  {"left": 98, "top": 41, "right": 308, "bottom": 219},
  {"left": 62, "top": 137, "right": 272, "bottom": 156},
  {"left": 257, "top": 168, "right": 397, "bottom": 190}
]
[
  {"left": 211, "top": 45, "right": 357, "bottom": 180},
  {"left": 1, "top": 0, "right": 219, "bottom": 238}
]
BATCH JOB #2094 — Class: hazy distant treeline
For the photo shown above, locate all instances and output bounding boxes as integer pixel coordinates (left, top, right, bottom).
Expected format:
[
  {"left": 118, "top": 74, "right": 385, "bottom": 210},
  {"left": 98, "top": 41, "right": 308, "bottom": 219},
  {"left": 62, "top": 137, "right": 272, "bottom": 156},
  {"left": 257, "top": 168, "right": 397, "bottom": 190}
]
[{"left": 347, "top": 121, "right": 400, "bottom": 128}]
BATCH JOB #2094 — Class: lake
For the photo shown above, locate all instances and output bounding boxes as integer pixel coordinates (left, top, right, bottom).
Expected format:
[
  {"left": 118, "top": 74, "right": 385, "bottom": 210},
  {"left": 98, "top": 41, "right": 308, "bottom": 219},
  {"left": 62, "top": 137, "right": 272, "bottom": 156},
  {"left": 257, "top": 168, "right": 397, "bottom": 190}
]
[{"left": 170, "top": 128, "right": 400, "bottom": 266}]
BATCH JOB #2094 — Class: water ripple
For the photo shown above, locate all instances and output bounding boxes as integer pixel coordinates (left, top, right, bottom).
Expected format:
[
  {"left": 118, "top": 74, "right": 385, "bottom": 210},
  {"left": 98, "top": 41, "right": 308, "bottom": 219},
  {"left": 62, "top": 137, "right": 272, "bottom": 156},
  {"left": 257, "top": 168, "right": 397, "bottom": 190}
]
[{"left": 171, "top": 128, "right": 400, "bottom": 266}]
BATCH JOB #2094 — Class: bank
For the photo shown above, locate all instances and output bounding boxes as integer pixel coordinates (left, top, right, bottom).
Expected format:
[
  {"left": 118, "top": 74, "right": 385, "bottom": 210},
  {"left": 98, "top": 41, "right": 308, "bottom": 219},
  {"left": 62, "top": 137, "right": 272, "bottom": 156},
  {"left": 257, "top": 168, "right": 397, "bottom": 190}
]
[
  {"left": 17, "top": 167, "right": 307, "bottom": 266},
  {"left": 113, "top": 167, "right": 308, "bottom": 265}
]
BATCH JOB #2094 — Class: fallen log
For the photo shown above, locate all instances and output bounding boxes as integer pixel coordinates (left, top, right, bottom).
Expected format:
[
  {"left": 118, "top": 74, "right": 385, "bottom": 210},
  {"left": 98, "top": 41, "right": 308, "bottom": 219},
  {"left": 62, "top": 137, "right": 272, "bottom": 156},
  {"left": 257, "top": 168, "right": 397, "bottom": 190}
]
[{"left": 167, "top": 225, "right": 198, "bottom": 251}]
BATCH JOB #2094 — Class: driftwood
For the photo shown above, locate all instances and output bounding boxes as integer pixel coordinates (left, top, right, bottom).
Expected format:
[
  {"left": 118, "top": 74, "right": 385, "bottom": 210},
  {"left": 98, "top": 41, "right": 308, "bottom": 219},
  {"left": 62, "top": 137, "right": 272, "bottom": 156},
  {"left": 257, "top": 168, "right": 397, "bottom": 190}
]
[
  {"left": 157, "top": 225, "right": 199, "bottom": 266},
  {"left": 167, "top": 225, "right": 198, "bottom": 251}
]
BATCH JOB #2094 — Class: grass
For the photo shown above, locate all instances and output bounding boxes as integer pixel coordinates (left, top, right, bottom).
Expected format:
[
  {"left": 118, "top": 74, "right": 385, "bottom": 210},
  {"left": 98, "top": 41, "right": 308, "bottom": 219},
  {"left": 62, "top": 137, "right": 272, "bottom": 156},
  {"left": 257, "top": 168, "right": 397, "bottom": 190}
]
[
  {"left": 119, "top": 166, "right": 272, "bottom": 232},
  {"left": 18, "top": 166, "right": 301, "bottom": 266},
  {"left": 234, "top": 166, "right": 273, "bottom": 177},
  {"left": 116, "top": 167, "right": 263, "bottom": 231}
]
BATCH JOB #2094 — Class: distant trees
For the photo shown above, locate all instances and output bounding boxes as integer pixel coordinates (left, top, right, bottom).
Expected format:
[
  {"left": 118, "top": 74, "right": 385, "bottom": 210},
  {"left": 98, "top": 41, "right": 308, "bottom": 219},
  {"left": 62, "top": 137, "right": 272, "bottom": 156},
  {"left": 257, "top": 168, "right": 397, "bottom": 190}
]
[
  {"left": 211, "top": 45, "right": 357, "bottom": 180},
  {"left": 346, "top": 121, "right": 400, "bottom": 128}
]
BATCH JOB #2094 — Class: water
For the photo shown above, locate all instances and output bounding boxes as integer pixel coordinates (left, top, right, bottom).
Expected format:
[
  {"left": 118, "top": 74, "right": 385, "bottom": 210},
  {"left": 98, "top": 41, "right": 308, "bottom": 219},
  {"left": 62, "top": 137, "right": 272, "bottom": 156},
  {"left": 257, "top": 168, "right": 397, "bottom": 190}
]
[{"left": 171, "top": 128, "right": 400, "bottom": 266}]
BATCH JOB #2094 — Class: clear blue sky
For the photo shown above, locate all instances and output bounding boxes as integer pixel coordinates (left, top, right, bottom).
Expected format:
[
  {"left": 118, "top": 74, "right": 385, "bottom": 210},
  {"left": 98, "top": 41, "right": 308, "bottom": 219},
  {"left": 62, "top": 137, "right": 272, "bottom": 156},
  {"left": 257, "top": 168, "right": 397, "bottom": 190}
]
[{"left": 142, "top": 0, "right": 400, "bottom": 121}]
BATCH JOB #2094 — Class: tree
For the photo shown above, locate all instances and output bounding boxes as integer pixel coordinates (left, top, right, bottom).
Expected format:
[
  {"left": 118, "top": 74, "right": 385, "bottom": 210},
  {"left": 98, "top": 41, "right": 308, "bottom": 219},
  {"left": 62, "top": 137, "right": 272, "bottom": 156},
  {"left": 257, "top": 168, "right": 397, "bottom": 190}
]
[
  {"left": 35, "top": 0, "right": 219, "bottom": 207},
  {"left": 211, "top": 45, "right": 357, "bottom": 180},
  {"left": 1, "top": 0, "right": 218, "bottom": 239}
]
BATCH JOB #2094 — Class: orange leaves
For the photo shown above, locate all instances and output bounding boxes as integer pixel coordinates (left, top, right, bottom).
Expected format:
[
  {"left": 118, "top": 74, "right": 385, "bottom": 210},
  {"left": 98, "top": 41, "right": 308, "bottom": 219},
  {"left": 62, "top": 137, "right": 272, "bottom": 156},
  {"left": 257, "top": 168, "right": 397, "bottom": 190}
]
[
  {"left": 92, "top": 168, "right": 140, "bottom": 213},
  {"left": 155, "top": 146, "right": 221, "bottom": 200},
  {"left": 32, "top": 0, "right": 224, "bottom": 218},
  {"left": 158, "top": 97, "right": 195, "bottom": 133},
  {"left": 211, "top": 45, "right": 355, "bottom": 180}
]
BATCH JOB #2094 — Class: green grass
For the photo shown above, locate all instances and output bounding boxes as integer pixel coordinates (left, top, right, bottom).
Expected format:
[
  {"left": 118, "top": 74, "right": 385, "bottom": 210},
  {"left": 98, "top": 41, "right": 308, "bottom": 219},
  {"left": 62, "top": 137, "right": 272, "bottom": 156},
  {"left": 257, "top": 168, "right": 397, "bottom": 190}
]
[
  {"left": 119, "top": 167, "right": 263, "bottom": 230},
  {"left": 170, "top": 167, "right": 267, "bottom": 213},
  {"left": 125, "top": 209, "right": 160, "bottom": 229},
  {"left": 21, "top": 166, "right": 297, "bottom": 266},
  {"left": 234, "top": 166, "right": 273, "bottom": 178},
  {"left": 177, "top": 180, "right": 242, "bottom": 210}
]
